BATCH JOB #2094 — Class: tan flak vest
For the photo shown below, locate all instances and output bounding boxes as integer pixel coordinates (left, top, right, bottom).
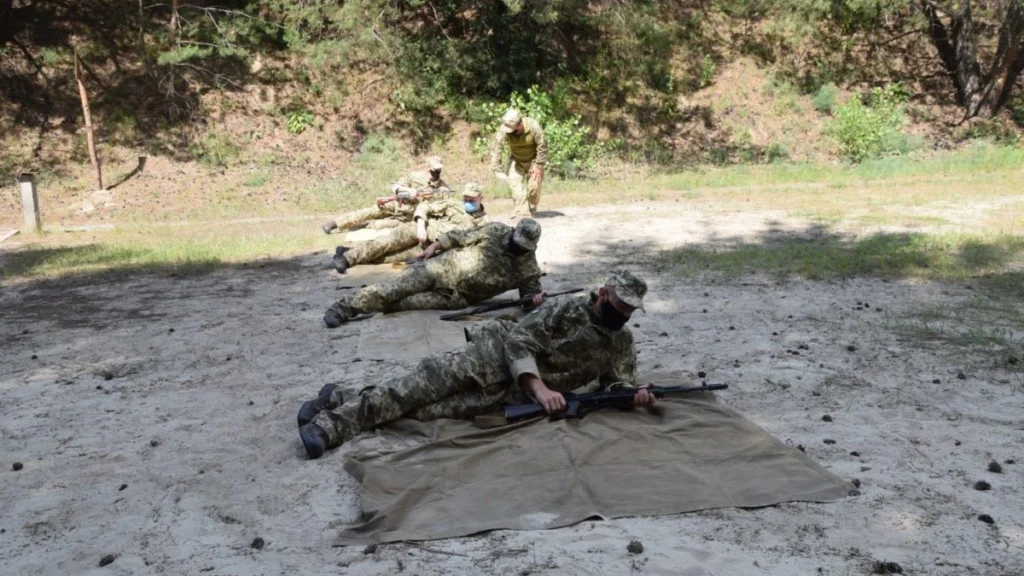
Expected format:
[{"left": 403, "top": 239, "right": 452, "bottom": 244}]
[{"left": 506, "top": 119, "right": 540, "bottom": 165}]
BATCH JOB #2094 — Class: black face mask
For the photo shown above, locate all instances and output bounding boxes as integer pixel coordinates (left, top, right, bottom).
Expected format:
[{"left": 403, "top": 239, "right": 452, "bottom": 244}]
[
  {"left": 600, "top": 300, "right": 630, "bottom": 331},
  {"left": 508, "top": 237, "right": 528, "bottom": 256}
]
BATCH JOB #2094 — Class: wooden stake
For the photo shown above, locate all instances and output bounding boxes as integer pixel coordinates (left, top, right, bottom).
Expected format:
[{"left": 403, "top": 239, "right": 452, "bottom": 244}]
[
  {"left": 19, "top": 173, "right": 42, "bottom": 233},
  {"left": 74, "top": 49, "right": 104, "bottom": 191}
]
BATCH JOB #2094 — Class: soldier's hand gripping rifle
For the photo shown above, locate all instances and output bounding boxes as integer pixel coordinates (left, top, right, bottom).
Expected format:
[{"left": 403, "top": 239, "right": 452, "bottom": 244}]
[
  {"left": 439, "top": 288, "right": 584, "bottom": 321},
  {"left": 502, "top": 383, "right": 729, "bottom": 423}
]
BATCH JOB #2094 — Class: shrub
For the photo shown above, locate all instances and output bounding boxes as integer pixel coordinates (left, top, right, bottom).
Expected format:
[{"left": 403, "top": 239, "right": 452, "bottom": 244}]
[
  {"left": 286, "top": 110, "right": 314, "bottom": 134},
  {"left": 189, "top": 132, "right": 239, "bottom": 168},
  {"left": 701, "top": 54, "right": 716, "bottom": 87},
  {"left": 953, "top": 118, "right": 1020, "bottom": 144},
  {"left": 828, "top": 84, "right": 915, "bottom": 162},
  {"left": 765, "top": 142, "right": 791, "bottom": 163},
  {"left": 472, "top": 86, "right": 603, "bottom": 179},
  {"left": 244, "top": 172, "right": 269, "bottom": 188},
  {"left": 812, "top": 83, "right": 839, "bottom": 114}
]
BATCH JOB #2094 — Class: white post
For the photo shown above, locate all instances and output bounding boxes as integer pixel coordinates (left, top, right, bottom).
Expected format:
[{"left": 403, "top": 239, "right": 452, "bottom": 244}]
[{"left": 19, "top": 173, "right": 41, "bottom": 233}]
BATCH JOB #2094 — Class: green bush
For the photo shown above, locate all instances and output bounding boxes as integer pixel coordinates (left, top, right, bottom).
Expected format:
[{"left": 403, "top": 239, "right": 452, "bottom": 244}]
[
  {"left": 358, "top": 133, "right": 400, "bottom": 157},
  {"left": 472, "top": 86, "right": 603, "bottom": 179},
  {"left": 812, "top": 83, "right": 839, "bottom": 114},
  {"left": 765, "top": 142, "right": 791, "bottom": 163},
  {"left": 244, "top": 172, "right": 269, "bottom": 188},
  {"left": 189, "top": 132, "right": 239, "bottom": 168},
  {"left": 286, "top": 110, "right": 314, "bottom": 134},
  {"left": 828, "top": 84, "right": 916, "bottom": 162}
]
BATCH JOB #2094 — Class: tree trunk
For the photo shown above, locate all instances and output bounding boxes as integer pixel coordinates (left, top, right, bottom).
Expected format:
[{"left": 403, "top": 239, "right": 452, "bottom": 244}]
[
  {"left": 169, "top": 0, "right": 179, "bottom": 43},
  {"left": 75, "top": 50, "right": 104, "bottom": 191},
  {"left": 982, "top": 0, "right": 1024, "bottom": 116},
  {"left": 921, "top": 0, "right": 1024, "bottom": 118}
]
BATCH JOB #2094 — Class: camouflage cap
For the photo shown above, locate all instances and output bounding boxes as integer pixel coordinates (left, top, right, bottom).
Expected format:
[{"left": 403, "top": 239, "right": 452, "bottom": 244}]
[
  {"left": 499, "top": 109, "right": 522, "bottom": 134},
  {"left": 462, "top": 182, "right": 483, "bottom": 199},
  {"left": 606, "top": 269, "right": 647, "bottom": 312},
  {"left": 427, "top": 156, "right": 444, "bottom": 170},
  {"left": 511, "top": 218, "right": 541, "bottom": 251}
]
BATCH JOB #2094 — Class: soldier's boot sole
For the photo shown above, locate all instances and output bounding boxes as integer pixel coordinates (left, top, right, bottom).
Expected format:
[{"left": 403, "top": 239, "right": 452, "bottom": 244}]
[
  {"left": 297, "top": 384, "right": 343, "bottom": 428},
  {"left": 333, "top": 246, "right": 351, "bottom": 274},
  {"left": 323, "top": 309, "right": 345, "bottom": 329},
  {"left": 299, "top": 423, "right": 329, "bottom": 459}
]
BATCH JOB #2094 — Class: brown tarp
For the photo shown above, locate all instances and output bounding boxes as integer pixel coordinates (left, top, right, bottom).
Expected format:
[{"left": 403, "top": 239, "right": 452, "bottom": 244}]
[{"left": 336, "top": 376, "right": 854, "bottom": 544}]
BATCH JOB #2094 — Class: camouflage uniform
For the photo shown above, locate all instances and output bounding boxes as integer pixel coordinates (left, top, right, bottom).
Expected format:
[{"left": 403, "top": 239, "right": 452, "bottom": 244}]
[
  {"left": 328, "top": 220, "right": 543, "bottom": 319},
  {"left": 330, "top": 170, "right": 452, "bottom": 231},
  {"left": 490, "top": 115, "right": 548, "bottom": 217},
  {"left": 312, "top": 273, "right": 645, "bottom": 448},
  {"left": 343, "top": 197, "right": 488, "bottom": 267}
]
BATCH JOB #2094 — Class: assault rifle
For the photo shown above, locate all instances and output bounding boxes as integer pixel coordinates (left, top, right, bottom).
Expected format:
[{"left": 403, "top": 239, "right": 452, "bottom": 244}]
[
  {"left": 439, "top": 288, "right": 584, "bottom": 321},
  {"left": 376, "top": 187, "right": 452, "bottom": 207},
  {"left": 503, "top": 383, "right": 728, "bottom": 422}
]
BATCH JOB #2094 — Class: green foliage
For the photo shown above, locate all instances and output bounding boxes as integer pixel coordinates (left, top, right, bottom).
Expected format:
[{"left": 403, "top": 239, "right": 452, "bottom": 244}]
[
  {"left": 286, "top": 110, "right": 314, "bottom": 135},
  {"left": 472, "top": 86, "right": 603, "bottom": 179},
  {"left": 243, "top": 172, "right": 269, "bottom": 188},
  {"left": 189, "top": 132, "right": 239, "bottom": 168},
  {"left": 812, "top": 83, "right": 839, "bottom": 114},
  {"left": 358, "top": 133, "right": 400, "bottom": 158},
  {"left": 828, "top": 84, "right": 917, "bottom": 162},
  {"left": 766, "top": 142, "right": 791, "bottom": 163},
  {"left": 701, "top": 55, "right": 716, "bottom": 87}
]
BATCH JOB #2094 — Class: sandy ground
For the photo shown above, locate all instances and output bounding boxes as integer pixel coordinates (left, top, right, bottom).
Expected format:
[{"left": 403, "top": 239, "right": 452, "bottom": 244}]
[{"left": 1, "top": 203, "right": 1023, "bottom": 576}]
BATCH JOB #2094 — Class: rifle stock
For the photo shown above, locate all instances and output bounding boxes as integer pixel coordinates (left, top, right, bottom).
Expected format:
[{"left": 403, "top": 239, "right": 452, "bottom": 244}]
[
  {"left": 503, "top": 383, "right": 728, "bottom": 422},
  {"left": 440, "top": 288, "right": 584, "bottom": 321}
]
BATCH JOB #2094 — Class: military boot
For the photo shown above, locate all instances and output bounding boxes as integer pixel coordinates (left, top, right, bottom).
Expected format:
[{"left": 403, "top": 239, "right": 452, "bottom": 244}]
[
  {"left": 333, "top": 246, "right": 351, "bottom": 274},
  {"left": 297, "top": 384, "right": 343, "bottom": 428},
  {"left": 299, "top": 423, "right": 329, "bottom": 459},
  {"left": 323, "top": 300, "right": 355, "bottom": 328}
]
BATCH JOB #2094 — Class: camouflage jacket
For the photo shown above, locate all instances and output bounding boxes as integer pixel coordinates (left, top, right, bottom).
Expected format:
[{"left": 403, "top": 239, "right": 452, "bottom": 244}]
[
  {"left": 428, "top": 222, "right": 542, "bottom": 301},
  {"left": 464, "top": 291, "right": 637, "bottom": 398},
  {"left": 489, "top": 117, "right": 549, "bottom": 172},
  {"left": 393, "top": 170, "right": 452, "bottom": 196},
  {"left": 414, "top": 197, "right": 488, "bottom": 234}
]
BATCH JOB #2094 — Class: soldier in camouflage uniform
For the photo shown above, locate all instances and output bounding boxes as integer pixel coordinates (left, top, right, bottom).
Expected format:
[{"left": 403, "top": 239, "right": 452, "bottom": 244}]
[
  {"left": 298, "top": 270, "right": 654, "bottom": 459},
  {"left": 322, "top": 218, "right": 545, "bottom": 328},
  {"left": 321, "top": 156, "right": 453, "bottom": 234},
  {"left": 331, "top": 183, "right": 489, "bottom": 274},
  {"left": 490, "top": 109, "right": 548, "bottom": 219}
]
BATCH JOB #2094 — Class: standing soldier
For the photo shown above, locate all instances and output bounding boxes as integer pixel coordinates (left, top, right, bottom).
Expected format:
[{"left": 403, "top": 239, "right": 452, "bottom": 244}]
[
  {"left": 332, "top": 183, "right": 489, "bottom": 273},
  {"left": 321, "top": 156, "right": 453, "bottom": 234},
  {"left": 490, "top": 109, "right": 548, "bottom": 219}
]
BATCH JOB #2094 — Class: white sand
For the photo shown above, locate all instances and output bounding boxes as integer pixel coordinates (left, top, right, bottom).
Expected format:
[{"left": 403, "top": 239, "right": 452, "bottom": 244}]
[{"left": 1, "top": 203, "right": 1022, "bottom": 575}]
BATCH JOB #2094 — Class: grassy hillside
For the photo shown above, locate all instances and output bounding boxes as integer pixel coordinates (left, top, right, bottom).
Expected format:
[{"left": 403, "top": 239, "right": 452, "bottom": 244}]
[{"left": 1, "top": 0, "right": 1023, "bottom": 220}]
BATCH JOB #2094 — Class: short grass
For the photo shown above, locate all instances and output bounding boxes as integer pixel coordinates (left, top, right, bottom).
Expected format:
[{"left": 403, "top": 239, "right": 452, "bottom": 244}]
[
  {"left": 656, "top": 232, "right": 1024, "bottom": 282},
  {"left": 0, "top": 222, "right": 338, "bottom": 281},
  {"left": 894, "top": 294, "right": 1024, "bottom": 385}
]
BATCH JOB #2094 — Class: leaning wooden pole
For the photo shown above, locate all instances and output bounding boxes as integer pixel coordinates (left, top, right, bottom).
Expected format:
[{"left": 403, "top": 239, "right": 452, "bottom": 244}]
[{"left": 75, "top": 49, "right": 104, "bottom": 191}]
